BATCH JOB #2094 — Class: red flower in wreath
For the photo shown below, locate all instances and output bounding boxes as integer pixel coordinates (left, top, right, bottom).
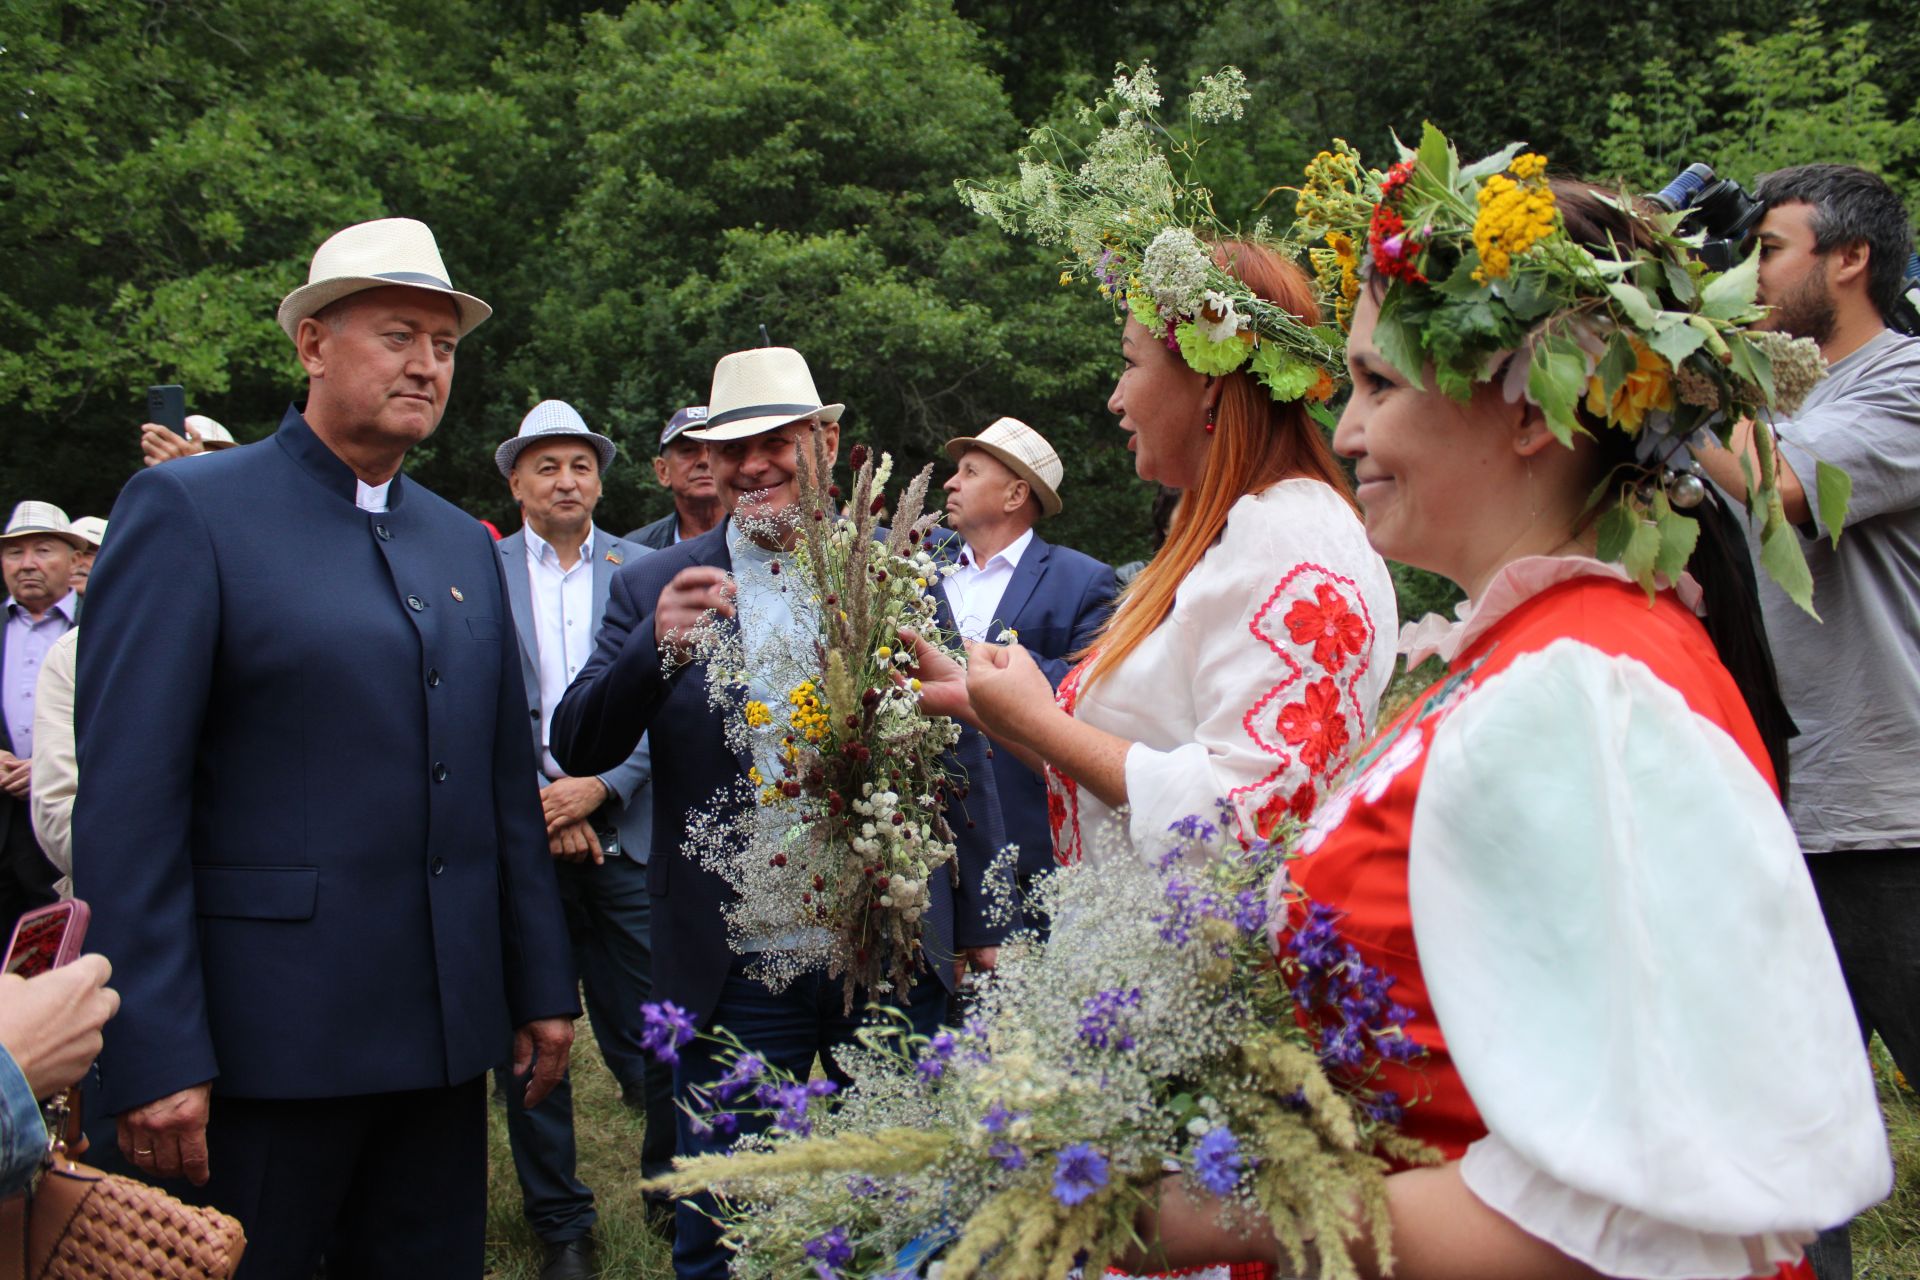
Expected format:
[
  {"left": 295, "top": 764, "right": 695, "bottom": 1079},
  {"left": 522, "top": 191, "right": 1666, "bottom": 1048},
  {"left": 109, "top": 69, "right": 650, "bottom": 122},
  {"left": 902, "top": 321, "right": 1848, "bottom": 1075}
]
[
  {"left": 1277, "top": 679, "right": 1350, "bottom": 776},
  {"left": 1368, "top": 205, "right": 1426, "bottom": 284},
  {"left": 1284, "top": 582, "right": 1369, "bottom": 673}
]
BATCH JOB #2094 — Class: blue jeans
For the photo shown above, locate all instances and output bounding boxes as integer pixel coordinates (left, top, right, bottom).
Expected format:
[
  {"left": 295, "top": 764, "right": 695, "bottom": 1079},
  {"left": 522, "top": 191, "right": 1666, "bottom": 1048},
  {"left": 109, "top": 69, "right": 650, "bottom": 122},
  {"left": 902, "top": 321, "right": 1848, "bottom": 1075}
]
[
  {"left": 671, "top": 957, "right": 950, "bottom": 1279},
  {"left": 1803, "top": 849, "right": 1920, "bottom": 1280},
  {"left": 499, "top": 852, "right": 675, "bottom": 1244}
]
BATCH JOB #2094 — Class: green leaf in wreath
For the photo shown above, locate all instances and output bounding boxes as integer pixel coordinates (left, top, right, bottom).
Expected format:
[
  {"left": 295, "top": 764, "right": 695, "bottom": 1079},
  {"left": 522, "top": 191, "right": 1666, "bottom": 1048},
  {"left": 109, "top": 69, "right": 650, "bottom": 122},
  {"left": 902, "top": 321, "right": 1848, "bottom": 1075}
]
[
  {"left": 1622, "top": 515, "right": 1662, "bottom": 594},
  {"left": 1375, "top": 292, "right": 1427, "bottom": 389},
  {"left": 1662, "top": 257, "right": 1697, "bottom": 306},
  {"left": 1699, "top": 247, "right": 1761, "bottom": 320},
  {"left": 1526, "top": 337, "right": 1588, "bottom": 445},
  {"left": 1460, "top": 141, "right": 1526, "bottom": 183},
  {"left": 1654, "top": 507, "right": 1700, "bottom": 581},
  {"left": 1760, "top": 517, "right": 1818, "bottom": 616},
  {"left": 1595, "top": 502, "right": 1636, "bottom": 563},
  {"left": 1597, "top": 332, "right": 1639, "bottom": 398},
  {"left": 1606, "top": 281, "right": 1658, "bottom": 328},
  {"left": 1646, "top": 319, "right": 1707, "bottom": 369}
]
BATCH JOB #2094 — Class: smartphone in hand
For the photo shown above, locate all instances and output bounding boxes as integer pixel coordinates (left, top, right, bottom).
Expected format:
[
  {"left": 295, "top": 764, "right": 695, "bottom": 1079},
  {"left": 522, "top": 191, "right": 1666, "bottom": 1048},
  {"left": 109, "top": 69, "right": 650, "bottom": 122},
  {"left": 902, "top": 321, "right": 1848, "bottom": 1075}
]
[
  {"left": 4, "top": 901, "right": 91, "bottom": 978},
  {"left": 146, "top": 384, "right": 186, "bottom": 433}
]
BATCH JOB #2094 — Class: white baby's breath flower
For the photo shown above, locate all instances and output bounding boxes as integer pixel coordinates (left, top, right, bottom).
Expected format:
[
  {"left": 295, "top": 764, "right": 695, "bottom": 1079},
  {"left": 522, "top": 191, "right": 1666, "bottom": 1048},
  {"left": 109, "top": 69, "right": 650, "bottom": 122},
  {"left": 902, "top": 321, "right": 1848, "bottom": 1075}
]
[{"left": 1142, "top": 226, "right": 1211, "bottom": 315}]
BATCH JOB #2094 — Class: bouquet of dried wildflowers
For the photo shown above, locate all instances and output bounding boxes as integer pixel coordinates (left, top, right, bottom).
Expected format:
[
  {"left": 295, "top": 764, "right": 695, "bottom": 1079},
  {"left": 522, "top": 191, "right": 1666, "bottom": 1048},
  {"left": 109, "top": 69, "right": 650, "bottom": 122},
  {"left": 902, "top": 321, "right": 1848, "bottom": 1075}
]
[
  {"left": 958, "top": 64, "right": 1344, "bottom": 417},
  {"left": 645, "top": 811, "right": 1431, "bottom": 1280},
  {"left": 675, "top": 432, "right": 969, "bottom": 1010}
]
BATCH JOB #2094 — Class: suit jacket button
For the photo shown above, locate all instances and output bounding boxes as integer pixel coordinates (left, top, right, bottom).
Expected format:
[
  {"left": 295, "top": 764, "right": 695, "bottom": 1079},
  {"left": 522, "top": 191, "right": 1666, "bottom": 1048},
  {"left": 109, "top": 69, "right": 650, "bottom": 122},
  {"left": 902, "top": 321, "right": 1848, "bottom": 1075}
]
[
  {"left": 431, "top": 857, "right": 446, "bottom": 876},
  {"left": 406, "top": 594, "right": 425, "bottom": 612},
  {"left": 529, "top": 708, "right": 539, "bottom": 719},
  {"left": 427, "top": 668, "right": 441, "bottom": 687},
  {"left": 375, "top": 524, "right": 393, "bottom": 541},
  {"left": 433, "top": 762, "right": 449, "bottom": 782}
]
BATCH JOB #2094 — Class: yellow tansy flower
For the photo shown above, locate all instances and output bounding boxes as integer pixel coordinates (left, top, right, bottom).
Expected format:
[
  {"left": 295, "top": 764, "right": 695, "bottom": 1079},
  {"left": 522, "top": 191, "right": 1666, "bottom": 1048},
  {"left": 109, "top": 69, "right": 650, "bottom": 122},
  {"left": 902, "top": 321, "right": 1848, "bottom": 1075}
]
[
  {"left": 743, "top": 700, "right": 772, "bottom": 728},
  {"left": 1472, "top": 162, "right": 1557, "bottom": 283}
]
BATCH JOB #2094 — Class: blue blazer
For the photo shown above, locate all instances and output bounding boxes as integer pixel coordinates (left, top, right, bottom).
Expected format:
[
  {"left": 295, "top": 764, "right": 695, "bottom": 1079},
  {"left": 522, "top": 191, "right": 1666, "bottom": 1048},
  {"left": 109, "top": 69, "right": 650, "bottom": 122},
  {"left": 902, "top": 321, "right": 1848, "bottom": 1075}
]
[
  {"left": 497, "top": 527, "right": 653, "bottom": 861},
  {"left": 551, "top": 519, "right": 1008, "bottom": 1026},
  {"left": 954, "top": 534, "right": 1117, "bottom": 884},
  {"left": 73, "top": 410, "right": 577, "bottom": 1115}
]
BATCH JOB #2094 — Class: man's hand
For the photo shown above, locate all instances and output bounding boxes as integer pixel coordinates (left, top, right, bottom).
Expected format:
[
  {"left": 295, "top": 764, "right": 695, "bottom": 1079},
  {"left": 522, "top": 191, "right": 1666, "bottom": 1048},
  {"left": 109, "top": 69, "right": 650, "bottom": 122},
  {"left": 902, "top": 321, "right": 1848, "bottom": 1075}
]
[
  {"left": 118, "top": 1081, "right": 213, "bottom": 1186},
  {"left": 548, "top": 818, "right": 604, "bottom": 865},
  {"left": 511, "top": 1017, "right": 575, "bottom": 1109},
  {"left": 139, "top": 422, "right": 204, "bottom": 468},
  {"left": 654, "top": 567, "right": 735, "bottom": 658},
  {"left": 0, "top": 751, "right": 29, "bottom": 799},
  {"left": 541, "top": 776, "right": 608, "bottom": 833},
  {"left": 0, "top": 956, "right": 120, "bottom": 1099}
]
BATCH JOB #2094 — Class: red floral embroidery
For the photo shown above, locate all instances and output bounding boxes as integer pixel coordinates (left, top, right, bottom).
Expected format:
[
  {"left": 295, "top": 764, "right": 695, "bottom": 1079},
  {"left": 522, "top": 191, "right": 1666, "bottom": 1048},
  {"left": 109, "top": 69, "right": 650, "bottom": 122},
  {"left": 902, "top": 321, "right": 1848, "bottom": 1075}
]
[
  {"left": 1048, "top": 656, "right": 1093, "bottom": 865},
  {"left": 1284, "top": 582, "right": 1370, "bottom": 673},
  {"left": 1276, "top": 678, "right": 1349, "bottom": 776}
]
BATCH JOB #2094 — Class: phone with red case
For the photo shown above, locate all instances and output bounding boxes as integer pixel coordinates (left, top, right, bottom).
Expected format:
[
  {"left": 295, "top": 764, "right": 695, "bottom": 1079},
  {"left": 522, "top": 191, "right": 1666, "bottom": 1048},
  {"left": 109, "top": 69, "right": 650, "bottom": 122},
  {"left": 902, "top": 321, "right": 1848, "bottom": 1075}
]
[{"left": 4, "top": 900, "right": 91, "bottom": 978}]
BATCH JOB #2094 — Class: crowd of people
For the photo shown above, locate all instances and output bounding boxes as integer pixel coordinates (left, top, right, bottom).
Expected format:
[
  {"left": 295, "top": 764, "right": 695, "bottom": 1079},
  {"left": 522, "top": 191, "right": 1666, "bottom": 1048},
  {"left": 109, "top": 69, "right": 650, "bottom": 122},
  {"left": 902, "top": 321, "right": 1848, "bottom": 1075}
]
[{"left": 0, "top": 147, "right": 1913, "bottom": 1280}]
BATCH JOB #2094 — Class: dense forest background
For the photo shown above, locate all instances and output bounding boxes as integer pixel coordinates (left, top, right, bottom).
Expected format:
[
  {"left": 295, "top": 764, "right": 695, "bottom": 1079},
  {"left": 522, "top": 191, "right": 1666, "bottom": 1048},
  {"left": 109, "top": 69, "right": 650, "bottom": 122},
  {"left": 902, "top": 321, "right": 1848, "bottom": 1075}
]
[{"left": 5, "top": 0, "right": 1917, "bottom": 617}]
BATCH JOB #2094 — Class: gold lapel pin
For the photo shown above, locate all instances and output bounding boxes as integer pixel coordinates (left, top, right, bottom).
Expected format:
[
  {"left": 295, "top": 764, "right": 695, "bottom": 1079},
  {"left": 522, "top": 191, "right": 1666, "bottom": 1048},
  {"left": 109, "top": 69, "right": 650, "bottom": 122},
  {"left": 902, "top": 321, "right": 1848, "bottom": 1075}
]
[
  {"left": 450, "top": 586, "right": 465, "bottom": 602},
  {"left": 606, "top": 550, "right": 624, "bottom": 565}
]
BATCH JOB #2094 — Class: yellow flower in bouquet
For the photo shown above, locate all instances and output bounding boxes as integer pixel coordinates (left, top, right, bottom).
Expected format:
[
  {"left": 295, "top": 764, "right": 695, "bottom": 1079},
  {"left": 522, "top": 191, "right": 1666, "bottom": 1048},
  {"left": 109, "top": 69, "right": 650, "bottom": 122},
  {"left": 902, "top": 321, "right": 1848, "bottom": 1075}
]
[
  {"left": 1471, "top": 154, "right": 1556, "bottom": 282},
  {"left": 1585, "top": 336, "right": 1674, "bottom": 434}
]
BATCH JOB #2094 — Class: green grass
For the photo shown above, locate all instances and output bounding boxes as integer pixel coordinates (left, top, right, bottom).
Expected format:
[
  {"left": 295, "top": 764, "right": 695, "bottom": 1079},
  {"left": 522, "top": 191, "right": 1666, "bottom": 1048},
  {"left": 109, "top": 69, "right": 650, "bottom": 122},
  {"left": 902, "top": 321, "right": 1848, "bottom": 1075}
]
[{"left": 483, "top": 1033, "right": 1919, "bottom": 1279}]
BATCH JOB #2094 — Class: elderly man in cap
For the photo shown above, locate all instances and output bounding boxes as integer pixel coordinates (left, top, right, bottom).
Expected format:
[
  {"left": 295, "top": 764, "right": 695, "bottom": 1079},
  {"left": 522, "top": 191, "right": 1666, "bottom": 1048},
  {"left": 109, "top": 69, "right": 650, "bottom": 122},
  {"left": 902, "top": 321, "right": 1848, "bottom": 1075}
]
[
  {"left": 65, "top": 516, "right": 106, "bottom": 598},
  {"left": 625, "top": 405, "right": 721, "bottom": 549},
  {"left": 553, "top": 346, "right": 1008, "bottom": 1280},
  {"left": 1, "top": 501, "right": 84, "bottom": 934},
  {"left": 493, "top": 400, "right": 675, "bottom": 1277},
  {"left": 941, "top": 418, "right": 1116, "bottom": 929},
  {"left": 74, "top": 218, "right": 576, "bottom": 1279}
]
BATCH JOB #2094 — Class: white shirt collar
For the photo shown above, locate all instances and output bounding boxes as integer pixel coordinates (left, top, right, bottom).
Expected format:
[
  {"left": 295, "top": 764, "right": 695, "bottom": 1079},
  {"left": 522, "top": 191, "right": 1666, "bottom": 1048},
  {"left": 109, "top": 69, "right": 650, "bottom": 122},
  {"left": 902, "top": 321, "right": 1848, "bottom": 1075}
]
[
  {"left": 962, "top": 526, "right": 1035, "bottom": 571},
  {"left": 525, "top": 523, "right": 595, "bottom": 569},
  {"left": 354, "top": 478, "right": 391, "bottom": 513}
]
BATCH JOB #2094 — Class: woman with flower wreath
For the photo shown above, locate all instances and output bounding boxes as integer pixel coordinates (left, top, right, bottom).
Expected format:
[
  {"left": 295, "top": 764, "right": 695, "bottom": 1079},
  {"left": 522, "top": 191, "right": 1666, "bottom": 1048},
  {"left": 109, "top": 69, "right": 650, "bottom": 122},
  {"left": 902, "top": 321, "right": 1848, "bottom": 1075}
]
[
  {"left": 1117, "top": 137, "right": 1892, "bottom": 1280},
  {"left": 913, "top": 233, "right": 1397, "bottom": 876}
]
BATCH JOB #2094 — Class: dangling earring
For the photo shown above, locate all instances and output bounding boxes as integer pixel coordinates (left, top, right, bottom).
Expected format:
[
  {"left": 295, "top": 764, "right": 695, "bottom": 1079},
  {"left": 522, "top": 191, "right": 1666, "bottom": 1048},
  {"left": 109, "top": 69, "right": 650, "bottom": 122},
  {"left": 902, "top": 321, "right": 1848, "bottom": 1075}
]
[{"left": 1204, "top": 404, "right": 1217, "bottom": 434}]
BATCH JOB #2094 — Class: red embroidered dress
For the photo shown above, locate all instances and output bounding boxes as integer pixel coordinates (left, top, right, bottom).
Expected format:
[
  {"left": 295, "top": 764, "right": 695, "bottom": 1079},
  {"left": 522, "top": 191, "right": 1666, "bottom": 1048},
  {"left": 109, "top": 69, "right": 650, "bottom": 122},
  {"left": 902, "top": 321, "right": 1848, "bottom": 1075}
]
[
  {"left": 1277, "top": 562, "right": 1890, "bottom": 1278},
  {"left": 1047, "top": 480, "right": 1398, "bottom": 866}
]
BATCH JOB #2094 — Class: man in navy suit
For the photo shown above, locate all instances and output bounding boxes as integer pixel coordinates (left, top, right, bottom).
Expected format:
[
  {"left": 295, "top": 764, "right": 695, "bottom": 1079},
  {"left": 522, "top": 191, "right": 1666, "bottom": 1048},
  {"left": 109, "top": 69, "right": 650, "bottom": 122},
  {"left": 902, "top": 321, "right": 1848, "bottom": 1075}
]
[
  {"left": 552, "top": 346, "right": 1007, "bottom": 1280},
  {"left": 493, "top": 401, "right": 675, "bottom": 1278},
  {"left": 942, "top": 418, "right": 1117, "bottom": 929},
  {"left": 73, "top": 218, "right": 576, "bottom": 1279}
]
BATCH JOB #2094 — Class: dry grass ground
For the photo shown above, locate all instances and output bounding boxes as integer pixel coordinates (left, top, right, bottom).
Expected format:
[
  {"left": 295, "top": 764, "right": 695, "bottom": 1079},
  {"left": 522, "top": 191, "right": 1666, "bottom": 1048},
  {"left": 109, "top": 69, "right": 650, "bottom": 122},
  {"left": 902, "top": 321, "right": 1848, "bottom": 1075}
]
[{"left": 484, "top": 1035, "right": 1918, "bottom": 1279}]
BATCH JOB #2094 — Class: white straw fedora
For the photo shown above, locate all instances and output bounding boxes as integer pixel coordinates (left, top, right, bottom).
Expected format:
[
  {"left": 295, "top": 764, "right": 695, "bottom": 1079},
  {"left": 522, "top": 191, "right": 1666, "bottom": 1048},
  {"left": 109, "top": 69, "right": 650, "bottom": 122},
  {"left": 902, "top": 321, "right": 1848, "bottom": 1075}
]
[
  {"left": 944, "top": 417, "right": 1064, "bottom": 518},
  {"left": 277, "top": 218, "right": 492, "bottom": 340},
  {"left": 185, "top": 414, "right": 238, "bottom": 450},
  {"left": 495, "top": 400, "right": 618, "bottom": 478},
  {"left": 685, "top": 347, "right": 844, "bottom": 442},
  {"left": 0, "top": 501, "right": 88, "bottom": 550},
  {"left": 67, "top": 516, "right": 108, "bottom": 549}
]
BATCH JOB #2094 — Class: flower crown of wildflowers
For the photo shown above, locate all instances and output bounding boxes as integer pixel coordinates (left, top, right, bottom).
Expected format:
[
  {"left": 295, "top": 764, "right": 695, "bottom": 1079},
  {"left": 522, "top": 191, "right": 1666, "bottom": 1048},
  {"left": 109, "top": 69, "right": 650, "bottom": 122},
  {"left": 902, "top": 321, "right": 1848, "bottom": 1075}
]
[
  {"left": 960, "top": 65, "right": 1345, "bottom": 419},
  {"left": 1293, "top": 124, "right": 1847, "bottom": 612}
]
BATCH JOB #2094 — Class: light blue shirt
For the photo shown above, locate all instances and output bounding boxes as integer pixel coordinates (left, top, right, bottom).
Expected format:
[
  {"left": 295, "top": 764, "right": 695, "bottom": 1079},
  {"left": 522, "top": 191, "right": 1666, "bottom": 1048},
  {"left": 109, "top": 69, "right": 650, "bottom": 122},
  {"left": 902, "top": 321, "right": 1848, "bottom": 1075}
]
[
  {"left": 3, "top": 591, "right": 78, "bottom": 759},
  {"left": 0, "top": 1044, "right": 46, "bottom": 1194}
]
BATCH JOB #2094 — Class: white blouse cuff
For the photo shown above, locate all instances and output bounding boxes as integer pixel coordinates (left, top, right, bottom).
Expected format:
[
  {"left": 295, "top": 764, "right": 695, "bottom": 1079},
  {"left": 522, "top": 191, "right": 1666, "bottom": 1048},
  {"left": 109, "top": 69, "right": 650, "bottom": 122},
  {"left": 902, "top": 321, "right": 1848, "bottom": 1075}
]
[
  {"left": 1461, "top": 1134, "right": 1813, "bottom": 1279},
  {"left": 1123, "top": 740, "right": 1229, "bottom": 852}
]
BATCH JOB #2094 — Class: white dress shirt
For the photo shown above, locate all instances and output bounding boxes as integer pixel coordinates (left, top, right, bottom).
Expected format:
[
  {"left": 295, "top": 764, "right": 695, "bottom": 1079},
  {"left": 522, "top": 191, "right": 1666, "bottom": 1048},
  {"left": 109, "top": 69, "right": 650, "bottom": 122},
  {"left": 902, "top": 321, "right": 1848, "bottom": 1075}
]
[
  {"left": 354, "top": 478, "right": 391, "bottom": 512},
  {"left": 945, "top": 527, "right": 1035, "bottom": 643},
  {"left": 524, "top": 524, "right": 596, "bottom": 779}
]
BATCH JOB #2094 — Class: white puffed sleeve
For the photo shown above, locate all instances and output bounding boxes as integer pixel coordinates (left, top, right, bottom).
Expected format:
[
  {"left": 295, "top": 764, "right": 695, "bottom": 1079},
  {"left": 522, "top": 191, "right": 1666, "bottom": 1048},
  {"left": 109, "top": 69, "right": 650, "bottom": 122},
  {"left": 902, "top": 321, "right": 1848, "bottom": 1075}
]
[
  {"left": 1121, "top": 482, "right": 1396, "bottom": 849},
  {"left": 1410, "top": 640, "right": 1891, "bottom": 1279}
]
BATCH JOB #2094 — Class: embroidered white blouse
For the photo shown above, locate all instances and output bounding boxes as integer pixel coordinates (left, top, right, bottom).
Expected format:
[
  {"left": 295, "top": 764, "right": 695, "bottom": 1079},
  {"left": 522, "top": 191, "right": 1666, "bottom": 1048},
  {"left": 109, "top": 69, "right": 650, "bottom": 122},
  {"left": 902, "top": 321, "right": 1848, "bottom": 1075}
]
[{"left": 1048, "top": 479, "right": 1398, "bottom": 863}]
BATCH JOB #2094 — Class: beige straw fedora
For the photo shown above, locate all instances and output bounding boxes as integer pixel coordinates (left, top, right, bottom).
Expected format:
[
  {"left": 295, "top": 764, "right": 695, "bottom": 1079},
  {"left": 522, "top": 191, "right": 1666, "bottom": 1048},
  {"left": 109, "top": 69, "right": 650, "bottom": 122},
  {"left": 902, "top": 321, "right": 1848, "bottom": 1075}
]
[
  {"left": 67, "top": 516, "right": 108, "bottom": 549},
  {"left": 0, "top": 501, "right": 88, "bottom": 550},
  {"left": 685, "top": 347, "right": 844, "bottom": 442},
  {"left": 944, "top": 417, "right": 1064, "bottom": 518},
  {"left": 276, "top": 218, "right": 492, "bottom": 340},
  {"left": 185, "top": 415, "right": 238, "bottom": 450}
]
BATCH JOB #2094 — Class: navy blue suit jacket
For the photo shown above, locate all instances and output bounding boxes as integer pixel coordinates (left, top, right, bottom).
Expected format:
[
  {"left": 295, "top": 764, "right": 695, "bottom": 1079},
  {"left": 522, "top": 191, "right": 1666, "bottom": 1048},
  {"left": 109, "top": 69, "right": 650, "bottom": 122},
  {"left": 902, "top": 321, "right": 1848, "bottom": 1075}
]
[
  {"left": 73, "top": 410, "right": 577, "bottom": 1115},
  {"left": 551, "top": 519, "right": 1008, "bottom": 1026},
  {"left": 952, "top": 534, "right": 1117, "bottom": 882}
]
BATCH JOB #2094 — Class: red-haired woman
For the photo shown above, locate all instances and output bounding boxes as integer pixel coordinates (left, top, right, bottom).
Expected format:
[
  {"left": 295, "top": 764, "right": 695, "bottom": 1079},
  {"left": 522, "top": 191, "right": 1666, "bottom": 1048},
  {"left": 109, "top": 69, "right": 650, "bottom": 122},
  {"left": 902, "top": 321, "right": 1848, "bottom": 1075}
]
[{"left": 916, "top": 241, "right": 1397, "bottom": 882}]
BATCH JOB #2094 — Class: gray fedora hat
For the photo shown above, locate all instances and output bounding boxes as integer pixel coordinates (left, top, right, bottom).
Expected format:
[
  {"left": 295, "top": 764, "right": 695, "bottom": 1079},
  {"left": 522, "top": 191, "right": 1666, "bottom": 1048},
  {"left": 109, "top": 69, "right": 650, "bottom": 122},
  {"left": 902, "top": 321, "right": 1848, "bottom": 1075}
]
[{"left": 495, "top": 400, "right": 617, "bottom": 478}]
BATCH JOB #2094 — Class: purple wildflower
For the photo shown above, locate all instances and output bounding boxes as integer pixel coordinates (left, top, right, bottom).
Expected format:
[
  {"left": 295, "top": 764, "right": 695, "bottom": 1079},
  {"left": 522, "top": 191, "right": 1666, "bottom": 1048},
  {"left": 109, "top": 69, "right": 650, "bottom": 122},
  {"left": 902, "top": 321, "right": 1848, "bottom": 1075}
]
[
  {"left": 639, "top": 1001, "right": 697, "bottom": 1064},
  {"left": 847, "top": 1175, "right": 882, "bottom": 1198},
  {"left": 766, "top": 1080, "right": 833, "bottom": 1136},
  {"left": 1078, "top": 987, "right": 1143, "bottom": 1051},
  {"left": 712, "top": 1053, "right": 767, "bottom": 1102},
  {"left": 989, "top": 1140, "right": 1028, "bottom": 1170},
  {"left": 1363, "top": 1091, "right": 1406, "bottom": 1126},
  {"left": 916, "top": 1030, "right": 958, "bottom": 1080},
  {"left": 1052, "top": 1143, "right": 1110, "bottom": 1205},
  {"left": 1318, "top": 1021, "right": 1367, "bottom": 1070},
  {"left": 803, "top": 1227, "right": 854, "bottom": 1279},
  {"left": 981, "top": 1101, "right": 1017, "bottom": 1134},
  {"left": 1192, "top": 1127, "right": 1244, "bottom": 1196}
]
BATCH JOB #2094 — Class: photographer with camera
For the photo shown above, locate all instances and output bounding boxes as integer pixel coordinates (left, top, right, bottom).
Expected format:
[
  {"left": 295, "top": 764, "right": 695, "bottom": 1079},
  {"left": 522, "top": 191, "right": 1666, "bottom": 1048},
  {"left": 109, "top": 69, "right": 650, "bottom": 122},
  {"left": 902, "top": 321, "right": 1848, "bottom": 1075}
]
[{"left": 1693, "top": 164, "right": 1920, "bottom": 1280}]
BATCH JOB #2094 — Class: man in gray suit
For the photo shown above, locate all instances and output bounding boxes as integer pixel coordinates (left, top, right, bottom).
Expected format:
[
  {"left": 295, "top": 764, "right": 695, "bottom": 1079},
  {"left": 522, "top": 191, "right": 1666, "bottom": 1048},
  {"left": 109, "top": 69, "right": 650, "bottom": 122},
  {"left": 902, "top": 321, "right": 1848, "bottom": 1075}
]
[{"left": 493, "top": 401, "right": 673, "bottom": 1279}]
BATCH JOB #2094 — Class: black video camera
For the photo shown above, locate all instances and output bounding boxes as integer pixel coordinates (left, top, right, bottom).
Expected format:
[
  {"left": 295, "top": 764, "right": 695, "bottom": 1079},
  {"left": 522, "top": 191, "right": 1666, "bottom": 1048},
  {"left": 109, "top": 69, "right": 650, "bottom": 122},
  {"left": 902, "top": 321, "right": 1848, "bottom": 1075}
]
[{"left": 1651, "top": 162, "right": 1920, "bottom": 335}]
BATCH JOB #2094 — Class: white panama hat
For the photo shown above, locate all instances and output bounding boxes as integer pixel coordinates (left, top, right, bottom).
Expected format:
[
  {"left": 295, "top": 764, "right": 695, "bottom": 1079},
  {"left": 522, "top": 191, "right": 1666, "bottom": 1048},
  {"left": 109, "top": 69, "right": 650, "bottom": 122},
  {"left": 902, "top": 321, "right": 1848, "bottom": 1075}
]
[
  {"left": 684, "top": 347, "right": 844, "bottom": 442},
  {"left": 185, "top": 414, "right": 238, "bottom": 449},
  {"left": 495, "top": 400, "right": 618, "bottom": 478},
  {"left": 67, "top": 516, "right": 108, "bottom": 548},
  {"left": 0, "top": 501, "right": 88, "bottom": 550},
  {"left": 276, "top": 217, "right": 492, "bottom": 341},
  {"left": 944, "top": 416, "right": 1065, "bottom": 518}
]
